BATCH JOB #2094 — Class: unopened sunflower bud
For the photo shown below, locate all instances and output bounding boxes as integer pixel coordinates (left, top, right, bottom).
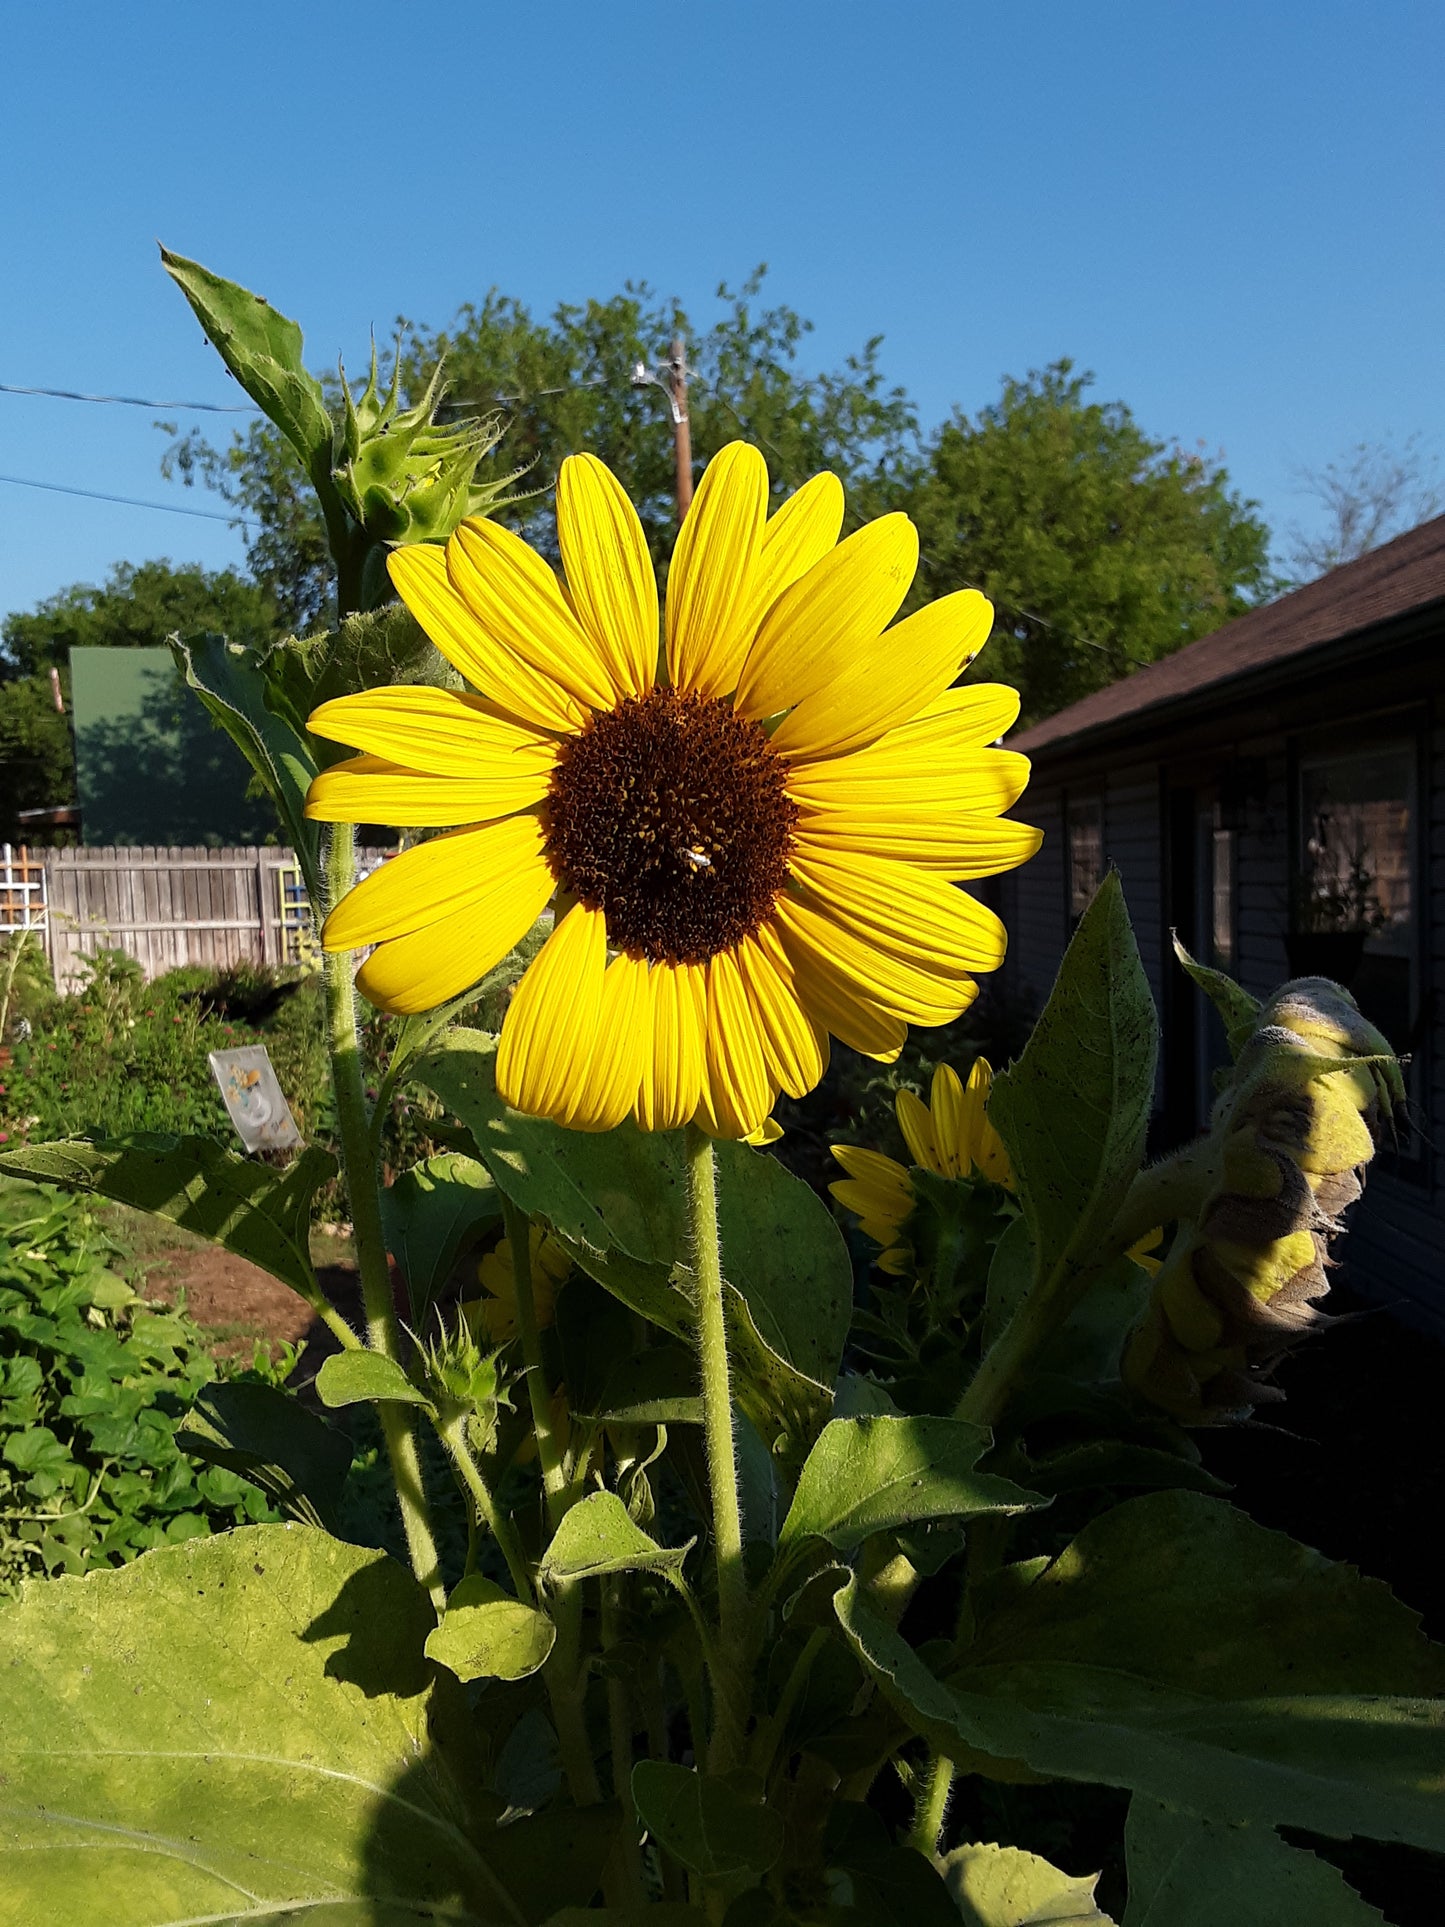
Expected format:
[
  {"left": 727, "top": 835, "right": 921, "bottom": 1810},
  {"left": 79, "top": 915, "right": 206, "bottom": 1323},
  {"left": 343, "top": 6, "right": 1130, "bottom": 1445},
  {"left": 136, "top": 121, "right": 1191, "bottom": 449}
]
[
  {"left": 333, "top": 347, "right": 523, "bottom": 548},
  {"left": 1124, "top": 977, "right": 1400, "bottom": 1423}
]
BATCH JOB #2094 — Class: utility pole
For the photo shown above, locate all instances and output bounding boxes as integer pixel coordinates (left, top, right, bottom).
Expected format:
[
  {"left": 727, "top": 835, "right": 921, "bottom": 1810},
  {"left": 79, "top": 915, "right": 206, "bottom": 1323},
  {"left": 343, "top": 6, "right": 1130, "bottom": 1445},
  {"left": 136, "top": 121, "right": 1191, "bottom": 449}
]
[{"left": 668, "top": 337, "right": 693, "bottom": 521}]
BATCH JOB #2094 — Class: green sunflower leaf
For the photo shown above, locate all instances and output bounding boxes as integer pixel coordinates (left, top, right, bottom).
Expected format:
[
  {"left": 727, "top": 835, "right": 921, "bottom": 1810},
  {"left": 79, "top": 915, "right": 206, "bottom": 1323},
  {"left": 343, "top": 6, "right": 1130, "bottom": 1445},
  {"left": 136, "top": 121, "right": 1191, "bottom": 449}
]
[
  {"left": 0, "top": 1524, "right": 525, "bottom": 1924},
  {"left": 0, "top": 1133, "right": 335, "bottom": 1307},
  {"left": 1123, "top": 1799, "right": 1387, "bottom": 1925},
  {"left": 777, "top": 1415, "right": 1046, "bottom": 1562},
  {"left": 424, "top": 1574, "right": 556, "bottom": 1684},
  {"left": 316, "top": 1350, "right": 434, "bottom": 1412},
  {"left": 537, "top": 1490, "right": 691, "bottom": 1587},
  {"left": 835, "top": 1491, "right": 1445, "bottom": 1849},
  {"left": 630, "top": 1761, "right": 784, "bottom": 1878},
  {"left": 383, "top": 1151, "right": 501, "bottom": 1327},
  {"left": 941, "top": 1840, "right": 1114, "bottom": 1924},
  {"left": 988, "top": 870, "right": 1157, "bottom": 1313}
]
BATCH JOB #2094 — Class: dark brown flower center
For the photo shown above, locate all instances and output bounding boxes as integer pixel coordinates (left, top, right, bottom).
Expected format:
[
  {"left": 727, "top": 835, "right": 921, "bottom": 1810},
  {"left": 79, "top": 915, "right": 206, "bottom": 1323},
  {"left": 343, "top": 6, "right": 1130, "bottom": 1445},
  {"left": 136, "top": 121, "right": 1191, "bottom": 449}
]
[{"left": 544, "top": 686, "right": 798, "bottom": 965}]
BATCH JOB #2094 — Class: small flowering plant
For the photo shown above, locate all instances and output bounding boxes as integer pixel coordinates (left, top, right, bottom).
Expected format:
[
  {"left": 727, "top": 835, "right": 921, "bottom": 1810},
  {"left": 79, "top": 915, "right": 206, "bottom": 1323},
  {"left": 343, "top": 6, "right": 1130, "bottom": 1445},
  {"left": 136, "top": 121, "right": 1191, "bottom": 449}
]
[{"left": 0, "top": 259, "right": 1441, "bottom": 1925}]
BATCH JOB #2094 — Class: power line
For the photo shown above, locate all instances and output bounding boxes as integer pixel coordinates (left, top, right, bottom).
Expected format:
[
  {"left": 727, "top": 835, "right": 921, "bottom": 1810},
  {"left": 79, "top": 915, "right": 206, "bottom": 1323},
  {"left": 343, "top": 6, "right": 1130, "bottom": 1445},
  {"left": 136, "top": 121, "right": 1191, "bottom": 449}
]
[
  {"left": 0, "top": 379, "right": 257, "bottom": 413},
  {"left": 0, "top": 473, "right": 258, "bottom": 528}
]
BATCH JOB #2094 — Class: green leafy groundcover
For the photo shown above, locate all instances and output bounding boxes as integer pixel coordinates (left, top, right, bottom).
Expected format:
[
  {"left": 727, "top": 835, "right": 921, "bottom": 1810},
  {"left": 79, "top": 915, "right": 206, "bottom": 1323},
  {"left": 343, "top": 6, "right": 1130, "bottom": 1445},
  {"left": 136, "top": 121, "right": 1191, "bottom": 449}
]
[{"left": 0, "top": 1182, "right": 279, "bottom": 1591}]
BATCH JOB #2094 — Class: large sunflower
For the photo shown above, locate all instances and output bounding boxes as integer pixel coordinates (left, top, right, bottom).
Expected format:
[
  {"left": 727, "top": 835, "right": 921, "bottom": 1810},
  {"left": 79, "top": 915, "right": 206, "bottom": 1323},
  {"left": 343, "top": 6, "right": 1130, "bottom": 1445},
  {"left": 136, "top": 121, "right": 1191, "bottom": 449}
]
[{"left": 305, "top": 443, "right": 1039, "bottom": 1138}]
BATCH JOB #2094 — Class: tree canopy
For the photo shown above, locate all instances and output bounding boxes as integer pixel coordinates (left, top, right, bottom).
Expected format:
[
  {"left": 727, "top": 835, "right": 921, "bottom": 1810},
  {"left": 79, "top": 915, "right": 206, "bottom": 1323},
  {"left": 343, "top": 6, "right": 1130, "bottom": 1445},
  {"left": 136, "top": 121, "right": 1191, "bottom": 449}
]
[
  {"left": 0, "top": 559, "right": 280, "bottom": 681},
  {"left": 156, "top": 278, "right": 1272, "bottom": 724},
  {"left": 905, "top": 361, "right": 1274, "bottom": 720}
]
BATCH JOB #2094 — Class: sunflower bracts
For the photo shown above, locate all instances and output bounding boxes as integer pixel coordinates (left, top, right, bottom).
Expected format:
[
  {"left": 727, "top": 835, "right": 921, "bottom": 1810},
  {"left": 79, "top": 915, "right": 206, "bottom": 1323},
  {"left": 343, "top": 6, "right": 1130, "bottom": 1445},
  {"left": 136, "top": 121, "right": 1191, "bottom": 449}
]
[{"left": 1123, "top": 977, "right": 1402, "bottom": 1424}]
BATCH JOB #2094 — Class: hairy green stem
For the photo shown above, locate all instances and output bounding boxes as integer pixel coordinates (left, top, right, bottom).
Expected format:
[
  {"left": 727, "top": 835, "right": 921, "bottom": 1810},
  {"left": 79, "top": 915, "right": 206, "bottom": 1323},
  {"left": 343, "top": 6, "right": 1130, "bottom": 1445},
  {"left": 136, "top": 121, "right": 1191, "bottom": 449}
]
[
  {"left": 322, "top": 826, "right": 444, "bottom": 1611},
  {"left": 437, "top": 1416, "right": 534, "bottom": 1603},
  {"left": 499, "top": 1192, "right": 599, "bottom": 1806},
  {"left": 907, "top": 1752, "right": 955, "bottom": 1858},
  {"left": 684, "top": 1124, "right": 749, "bottom": 1770},
  {"left": 501, "top": 1193, "right": 570, "bottom": 1526},
  {"left": 1109, "top": 1140, "right": 1219, "bottom": 1253},
  {"left": 602, "top": 1583, "right": 646, "bottom": 1907}
]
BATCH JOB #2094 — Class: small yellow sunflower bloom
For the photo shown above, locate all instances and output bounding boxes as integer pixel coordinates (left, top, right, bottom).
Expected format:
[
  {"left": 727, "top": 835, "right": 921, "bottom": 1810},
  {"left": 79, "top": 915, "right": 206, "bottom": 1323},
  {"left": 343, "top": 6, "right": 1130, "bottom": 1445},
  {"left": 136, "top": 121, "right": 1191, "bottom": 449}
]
[
  {"left": 830, "top": 1059, "right": 1012, "bottom": 1269},
  {"left": 306, "top": 444, "right": 1038, "bottom": 1137},
  {"left": 463, "top": 1225, "right": 571, "bottom": 1345}
]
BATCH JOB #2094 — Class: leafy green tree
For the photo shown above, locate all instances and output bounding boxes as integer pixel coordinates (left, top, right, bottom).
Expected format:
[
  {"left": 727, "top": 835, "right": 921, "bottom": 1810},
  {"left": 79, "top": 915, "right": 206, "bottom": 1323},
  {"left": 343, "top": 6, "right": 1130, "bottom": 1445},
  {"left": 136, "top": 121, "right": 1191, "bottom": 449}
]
[
  {"left": 0, "top": 673, "right": 74, "bottom": 840},
  {"left": 904, "top": 361, "right": 1274, "bottom": 721},
  {"left": 0, "top": 559, "right": 280, "bottom": 681},
  {"left": 161, "top": 270, "right": 919, "bottom": 618}
]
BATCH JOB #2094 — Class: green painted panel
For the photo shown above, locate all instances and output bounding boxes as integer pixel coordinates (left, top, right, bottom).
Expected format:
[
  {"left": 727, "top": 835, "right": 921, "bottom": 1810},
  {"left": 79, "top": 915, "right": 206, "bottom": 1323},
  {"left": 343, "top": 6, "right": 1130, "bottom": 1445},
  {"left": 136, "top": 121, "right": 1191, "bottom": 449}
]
[{"left": 69, "top": 646, "right": 275, "bottom": 845}]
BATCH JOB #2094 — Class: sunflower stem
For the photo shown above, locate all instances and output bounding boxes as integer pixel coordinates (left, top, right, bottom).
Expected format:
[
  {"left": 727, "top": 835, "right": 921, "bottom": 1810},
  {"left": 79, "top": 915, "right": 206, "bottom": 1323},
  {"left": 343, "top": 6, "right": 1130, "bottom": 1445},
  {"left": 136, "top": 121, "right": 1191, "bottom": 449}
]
[
  {"left": 322, "top": 824, "right": 444, "bottom": 1612},
  {"left": 907, "top": 1751, "right": 955, "bottom": 1858},
  {"left": 437, "top": 1415, "right": 534, "bottom": 1604},
  {"left": 684, "top": 1123, "right": 750, "bottom": 1771},
  {"left": 500, "top": 1192, "right": 599, "bottom": 1806}
]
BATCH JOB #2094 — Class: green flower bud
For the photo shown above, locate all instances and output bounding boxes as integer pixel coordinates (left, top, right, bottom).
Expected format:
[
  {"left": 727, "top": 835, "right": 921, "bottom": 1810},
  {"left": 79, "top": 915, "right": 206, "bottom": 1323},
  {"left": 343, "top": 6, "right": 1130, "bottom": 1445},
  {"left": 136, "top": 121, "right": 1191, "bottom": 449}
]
[
  {"left": 1124, "top": 976, "right": 1400, "bottom": 1424},
  {"left": 332, "top": 346, "right": 526, "bottom": 550}
]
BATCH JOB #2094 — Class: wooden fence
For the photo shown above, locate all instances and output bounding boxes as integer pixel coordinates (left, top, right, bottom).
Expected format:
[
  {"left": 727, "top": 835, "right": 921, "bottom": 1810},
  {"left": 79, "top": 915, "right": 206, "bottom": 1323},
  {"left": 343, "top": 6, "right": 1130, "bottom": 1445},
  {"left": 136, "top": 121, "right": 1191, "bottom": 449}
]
[{"left": 2, "top": 845, "right": 392, "bottom": 990}]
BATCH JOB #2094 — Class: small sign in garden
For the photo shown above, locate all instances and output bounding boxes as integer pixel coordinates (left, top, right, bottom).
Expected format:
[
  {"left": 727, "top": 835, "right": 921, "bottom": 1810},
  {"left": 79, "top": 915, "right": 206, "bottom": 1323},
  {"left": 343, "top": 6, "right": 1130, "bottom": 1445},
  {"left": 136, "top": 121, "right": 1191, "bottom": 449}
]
[{"left": 207, "top": 1044, "right": 301, "bottom": 1152}]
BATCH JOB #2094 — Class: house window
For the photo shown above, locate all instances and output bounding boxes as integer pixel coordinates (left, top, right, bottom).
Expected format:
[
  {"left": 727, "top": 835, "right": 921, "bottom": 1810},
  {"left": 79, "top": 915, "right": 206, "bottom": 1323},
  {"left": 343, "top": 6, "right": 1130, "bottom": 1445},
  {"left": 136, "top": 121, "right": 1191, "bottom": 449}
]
[
  {"left": 1295, "top": 741, "right": 1416, "bottom": 1053},
  {"left": 1066, "top": 795, "right": 1103, "bottom": 925}
]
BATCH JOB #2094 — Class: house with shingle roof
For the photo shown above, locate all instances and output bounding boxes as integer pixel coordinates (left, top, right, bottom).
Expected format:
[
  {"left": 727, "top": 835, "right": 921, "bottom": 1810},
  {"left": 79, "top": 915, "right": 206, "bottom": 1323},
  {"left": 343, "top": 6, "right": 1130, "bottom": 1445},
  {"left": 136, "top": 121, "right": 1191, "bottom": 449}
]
[{"left": 995, "top": 514, "right": 1445, "bottom": 1327}]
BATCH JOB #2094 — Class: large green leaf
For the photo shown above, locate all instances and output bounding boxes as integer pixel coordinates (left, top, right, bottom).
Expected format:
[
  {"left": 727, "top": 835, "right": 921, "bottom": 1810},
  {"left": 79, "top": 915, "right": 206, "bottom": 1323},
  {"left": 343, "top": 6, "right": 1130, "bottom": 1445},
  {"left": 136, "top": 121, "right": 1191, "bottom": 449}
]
[
  {"left": 713, "top": 1138, "right": 852, "bottom": 1389},
  {"left": 418, "top": 1034, "right": 852, "bottom": 1383},
  {"left": 383, "top": 1152, "right": 501, "bottom": 1326},
  {"left": 537, "top": 1490, "right": 691, "bottom": 1587},
  {"left": 988, "top": 872, "right": 1156, "bottom": 1308},
  {"left": 161, "top": 248, "right": 338, "bottom": 497},
  {"left": 941, "top": 1841, "right": 1114, "bottom": 1924},
  {"left": 425, "top": 1575, "right": 556, "bottom": 1684},
  {"left": 178, "top": 1380, "right": 354, "bottom": 1529},
  {"left": 0, "top": 1134, "right": 336, "bottom": 1309},
  {"left": 420, "top": 1031, "right": 689, "bottom": 1266},
  {"left": 835, "top": 1491, "right": 1445, "bottom": 1849},
  {"left": 1122, "top": 1799, "right": 1386, "bottom": 1925},
  {"left": 631, "top": 1762, "right": 784, "bottom": 1878},
  {"left": 778, "top": 1416, "right": 1044, "bottom": 1561},
  {"left": 0, "top": 1524, "right": 529, "bottom": 1925},
  {"left": 172, "top": 633, "right": 322, "bottom": 893}
]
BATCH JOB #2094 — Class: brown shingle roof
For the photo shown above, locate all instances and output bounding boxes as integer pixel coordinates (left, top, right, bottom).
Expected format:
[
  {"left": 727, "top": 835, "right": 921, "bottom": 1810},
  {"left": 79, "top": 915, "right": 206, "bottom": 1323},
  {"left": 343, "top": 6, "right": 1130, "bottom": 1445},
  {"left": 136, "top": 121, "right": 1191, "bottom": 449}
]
[{"left": 1012, "top": 512, "right": 1445, "bottom": 754}]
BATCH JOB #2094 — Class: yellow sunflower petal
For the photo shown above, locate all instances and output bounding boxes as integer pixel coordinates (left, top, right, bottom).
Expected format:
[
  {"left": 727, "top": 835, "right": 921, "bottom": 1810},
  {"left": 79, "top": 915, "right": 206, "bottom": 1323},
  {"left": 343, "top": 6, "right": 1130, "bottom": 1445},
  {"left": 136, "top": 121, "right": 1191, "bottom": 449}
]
[
  {"left": 786, "top": 741, "right": 1031, "bottom": 826},
  {"left": 896, "top": 1088, "right": 943, "bottom": 1176},
  {"left": 448, "top": 517, "right": 618, "bottom": 712},
  {"left": 693, "top": 950, "right": 771, "bottom": 1140},
  {"left": 734, "top": 513, "right": 918, "bottom": 724},
  {"left": 771, "top": 589, "right": 993, "bottom": 760},
  {"left": 636, "top": 961, "right": 707, "bottom": 1132},
  {"left": 768, "top": 899, "right": 909, "bottom": 1059},
  {"left": 790, "top": 848, "right": 1007, "bottom": 977},
  {"left": 794, "top": 806, "right": 1042, "bottom": 879},
  {"left": 496, "top": 902, "right": 607, "bottom": 1122},
  {"left": 556, "top": 453, "right": 658, "bottom": 700},
  {"left": 829, "top": 1182, "right": 908, "bottom": 1246},
  {"left": 738, "top": 927, "right": 829, "bottom": 1099},
  {"left": 323, "top": 814, "right": 550, "bottom": 951},
  {"left": 307, "top": 685, "right": 561, "bottom": 776},
  {"left": 928, "top": 1064, "right": 967, "bottom": 1179},
  {"left": 665, "top": 442, "right": 769, "bottom": 699},
  {"left": 560, "top": 949, "right": 651, "bottom": 1132},
  {"left": 355, "top": 898, "right": 540, "bottom": 1016},
  {"left": 771, "top": 892, "right": 975, "bottom": 1029},
  {"left": 967, "top": 1058, "right": 1014, "bottom": 1186},
  {"left": 830, "top": 1143, "right": 912, "bottom": 1200},
  {"left": 738, "top": 470, "right": 845, "bottom": 641},
  {"left": 387, "top": 544, "right": 588, "bottom": 734},
  {"left": 305, "top": 752, "right": 552, "bottom": 826}
]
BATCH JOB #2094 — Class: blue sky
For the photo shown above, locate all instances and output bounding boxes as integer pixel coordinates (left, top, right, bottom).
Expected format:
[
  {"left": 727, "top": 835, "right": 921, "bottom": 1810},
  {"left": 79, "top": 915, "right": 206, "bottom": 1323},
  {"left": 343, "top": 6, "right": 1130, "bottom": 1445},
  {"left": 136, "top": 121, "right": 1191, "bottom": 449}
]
[{"left": 1, "top": 0, "right": 1440, "bottom": 628}]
